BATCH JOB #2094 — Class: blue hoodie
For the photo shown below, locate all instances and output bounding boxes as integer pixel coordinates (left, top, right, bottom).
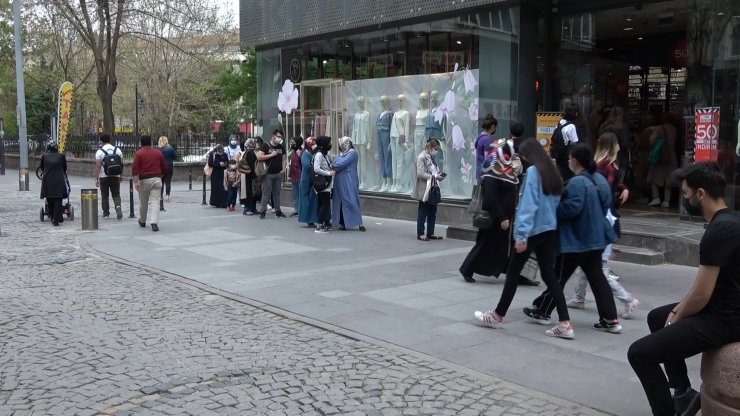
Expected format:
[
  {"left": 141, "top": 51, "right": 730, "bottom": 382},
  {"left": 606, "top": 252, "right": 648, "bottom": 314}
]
[
  {"left": 558, "top": 171, "right": 618, "bottom": 253},
  {"left": 513, "top": 165, "right": 560, "bottom": 242}
]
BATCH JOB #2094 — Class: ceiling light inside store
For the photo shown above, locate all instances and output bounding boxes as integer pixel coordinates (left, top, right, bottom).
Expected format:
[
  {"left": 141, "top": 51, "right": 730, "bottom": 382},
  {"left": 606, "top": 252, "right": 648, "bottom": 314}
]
[
  {"left": 638, "top": 37, "right": 643, "bottom": 40},
  {"left": 456, "top": 40, "right": 462, "bottom": 45},
  {"left": 718, "top": 12, "right": 725, "bottom": 16},
  {"left": 623, "top": 27, "right": 634, "bottom": 31},
  {"left": 608, "top": 47, "right": 614, "bottom": 51},
  {"left": 322, "top": 60, "right": 328, "bottom": 64}
]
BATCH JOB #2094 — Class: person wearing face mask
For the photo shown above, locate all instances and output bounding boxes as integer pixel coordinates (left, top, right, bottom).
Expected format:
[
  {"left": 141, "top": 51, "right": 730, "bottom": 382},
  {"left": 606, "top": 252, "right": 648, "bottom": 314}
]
[
  {"left": 298, "top": 137, "right": 319, "bottom": 227},
  {"left": 460, "top": 139, "right": 521, "bottom": 283},
  {"left": 331, "top": 137, "right": 366, "bottom": 232},
  {"left": 257, "top": 129, "right": 287, "bottom": 219},
  {"left": 628, "top": 162, "right": 740, "bottom": 416},
  {"left": 411, "top": 138, "right": 446, "bottom": 241},
  {"left": 207, "top": 144, "right": 229, "bottom": 208},
  {"left": 313, "top": 136, "right": 334, "bottom": 233},
  {"left": 225, "top": 136, "right": 241, "bottom": 161},
  {"left": 526, "top": 143, "right": 621, "bottom": 337},
  {"left": 288, "top": 137, "right": 303, "bottom": 217}
]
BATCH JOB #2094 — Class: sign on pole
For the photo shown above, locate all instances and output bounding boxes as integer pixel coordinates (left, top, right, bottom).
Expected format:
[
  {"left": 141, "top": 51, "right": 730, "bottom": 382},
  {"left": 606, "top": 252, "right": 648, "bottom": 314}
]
[
  {"left": 536, "top": 112, "right": 562, "bottom": 153},
  {"left": 693, "top": 107, "right": 720, "bottom": 163},
  {"left": 57, "top": 81, "right": 74, "bottom": 154}
]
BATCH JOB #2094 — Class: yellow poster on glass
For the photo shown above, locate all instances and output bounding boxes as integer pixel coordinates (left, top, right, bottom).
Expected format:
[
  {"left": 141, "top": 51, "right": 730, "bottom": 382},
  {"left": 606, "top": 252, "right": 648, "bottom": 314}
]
[
  {"left": 536, "top": 112, "right": 562, "bottom": 153},
  {"left": 57, "top": 81, "right": 74, "bottom": 153}
]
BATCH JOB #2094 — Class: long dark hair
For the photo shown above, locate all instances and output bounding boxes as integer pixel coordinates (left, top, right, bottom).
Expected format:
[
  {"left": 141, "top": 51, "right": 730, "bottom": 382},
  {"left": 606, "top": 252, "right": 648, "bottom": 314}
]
[
  {"left": 518, "top": 137, "right": 563, "bottom": 195},
  {"left": 570, "top": 142, "right": 596, "bottom": 174}
]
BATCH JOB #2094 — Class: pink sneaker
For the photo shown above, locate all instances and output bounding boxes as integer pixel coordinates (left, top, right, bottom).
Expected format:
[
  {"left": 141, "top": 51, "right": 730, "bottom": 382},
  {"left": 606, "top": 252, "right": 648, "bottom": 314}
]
[
  {"left": 474, "top": 310, "right": 503, "bottom": 329},
  {"left": 545, "top": 322, "right": 575, "bottom": 339}
]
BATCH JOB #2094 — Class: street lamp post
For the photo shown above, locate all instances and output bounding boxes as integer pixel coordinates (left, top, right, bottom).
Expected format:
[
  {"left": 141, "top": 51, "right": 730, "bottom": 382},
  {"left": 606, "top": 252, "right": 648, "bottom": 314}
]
[
  {"left": 0, "top": 117, "right": 5, "bottom": 175},
  {"left": 12, "top": 0, "right": 29, "bottom": 191},
  {"left": 134, "top": 83, "right": 139, "bottom": 137}
]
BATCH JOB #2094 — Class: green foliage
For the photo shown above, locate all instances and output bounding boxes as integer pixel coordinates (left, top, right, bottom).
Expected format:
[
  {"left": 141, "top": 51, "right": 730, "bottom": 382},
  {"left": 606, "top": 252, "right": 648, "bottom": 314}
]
[{"left": 215, "top": 50, "right": 257, "bottom": 111}]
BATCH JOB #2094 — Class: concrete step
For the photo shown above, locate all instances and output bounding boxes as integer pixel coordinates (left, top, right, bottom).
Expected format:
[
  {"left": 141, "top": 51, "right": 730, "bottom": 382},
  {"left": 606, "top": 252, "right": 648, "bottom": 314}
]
[{"left": 612, "top": 244, "right": 665, "bottom": 266}]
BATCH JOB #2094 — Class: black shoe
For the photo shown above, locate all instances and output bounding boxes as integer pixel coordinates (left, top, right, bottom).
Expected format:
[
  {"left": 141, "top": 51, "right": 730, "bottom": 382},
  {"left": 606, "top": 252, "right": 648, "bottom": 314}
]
[
  {"left": 518, "top": 276, "right": 540, "bottom": 286},
  {"left": 259, "top": 212, "right": 266, "bottom": 219},
  {"left": 103, "top": 213, "right": 110, "bottom": 218},
  {"left": 359, "top": 225, "right": 366, "bottom": 232},
  {"left": 338, "top": 225, "right": 346, "bottom": 231},
  {"left": 275, "top": 211, "right": 287, "bottom": 218},
  {"left": 289, "top": 212, "right": 298, "bottom": 217},
  {"left": 673, "top": 387, "right": 701, "bottom": 416},
  {"left": 522, "top": 307, "right": 552, "bottom": 325},
  {"left": 462, "top": 274, "right": 476, "bottom": 283},
  {"left": 160, "top": 204, "right": 166, "bottom": 212},
  {"left": 52, "top": 220, "right": 59, "bottom": 226},
  {"left": 115, "top": 206, "right": 123, "bottom": 220},
  {"left": 138, "top": 220, "right": 146, "bottom": 227},
  {"left": 307, "top": 223, "right": 316, "bottom": 228},
  {"left": 151, "top": 224, "right": 159, "bottom": 232}
]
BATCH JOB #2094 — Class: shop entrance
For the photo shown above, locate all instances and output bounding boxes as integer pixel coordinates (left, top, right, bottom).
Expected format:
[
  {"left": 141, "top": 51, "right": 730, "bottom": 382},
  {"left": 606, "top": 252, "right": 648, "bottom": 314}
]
[
  {"left": 291, "top": 79, "right": 345, "bottom": 147},
  {"left": 542, "top": 0, "right": 690, "bottom": 211}
]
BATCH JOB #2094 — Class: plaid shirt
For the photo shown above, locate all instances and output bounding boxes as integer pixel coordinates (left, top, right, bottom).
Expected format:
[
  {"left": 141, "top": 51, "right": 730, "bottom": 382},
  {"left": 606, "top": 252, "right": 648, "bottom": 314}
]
[{"left": 596, "top": 160, "right": 626, "bottom": 209}]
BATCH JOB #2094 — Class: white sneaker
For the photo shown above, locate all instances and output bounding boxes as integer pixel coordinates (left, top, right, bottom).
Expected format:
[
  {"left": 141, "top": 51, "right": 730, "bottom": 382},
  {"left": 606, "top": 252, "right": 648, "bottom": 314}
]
[
  {"left": 474, "top": 310, "right": 503, "bottom": 329},
  {"left": 661, "top": 201, "right": 670, "bottom": 208},
  {"left": 607, "top": 269, "right": 620, "bottom": 281},
  {"left": 545, "top": 322, "right": 575, "bottom": 339},
  {"left": 622, "top": 298, "right": 640, "bottom": 319},
  {"left": 648, "top": 198, "right": 661, "bottom": 207},
  {"left": 567, "top": 299, "right": 585, "bottom": 309}
]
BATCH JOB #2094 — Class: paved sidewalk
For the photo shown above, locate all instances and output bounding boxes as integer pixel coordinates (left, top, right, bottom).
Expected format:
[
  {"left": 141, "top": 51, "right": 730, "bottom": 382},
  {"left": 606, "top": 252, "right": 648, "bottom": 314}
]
[
  {"left": 1, "top": 172, "right": 612, "bottom": 415},
  {"left": 3, "top": 170, "right": 704, "bottom": 415}
]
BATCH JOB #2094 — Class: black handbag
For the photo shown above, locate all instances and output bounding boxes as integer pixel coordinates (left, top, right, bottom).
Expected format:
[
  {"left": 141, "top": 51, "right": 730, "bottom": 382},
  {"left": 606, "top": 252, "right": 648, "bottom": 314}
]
[
  {"left": 427, "top": 184, "right": 441, "bottom": 205},
  {"left": 469, "top": 184, "right": 494, "bottom": 229}
]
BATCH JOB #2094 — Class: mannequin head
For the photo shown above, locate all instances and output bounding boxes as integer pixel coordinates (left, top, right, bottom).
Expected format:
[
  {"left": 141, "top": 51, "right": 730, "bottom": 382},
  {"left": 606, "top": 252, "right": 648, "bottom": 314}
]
[
  {"left": 357, "top": 96, "right": 366, "bottom": 110},
  {"left": 419, "top": 92, "right": 429, "bottom": 109},
  {"left": 430, "top": 90, "right": 440, "bottom": 107},
  {"left": 380, "top": 95, "right": 390, "bottom": 110},
  {"left": 397, "top": 94, "right": 406, "bottom": 110}
]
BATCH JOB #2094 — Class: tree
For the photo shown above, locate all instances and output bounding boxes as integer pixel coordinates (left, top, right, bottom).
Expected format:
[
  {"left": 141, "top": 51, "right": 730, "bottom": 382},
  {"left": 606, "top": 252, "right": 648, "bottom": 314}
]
[
  {"left": 216, "top": 49, "right": 257, "bottom": 115},
  {"left": 49, "top": 0, "right": 124, "bottom": 135}
]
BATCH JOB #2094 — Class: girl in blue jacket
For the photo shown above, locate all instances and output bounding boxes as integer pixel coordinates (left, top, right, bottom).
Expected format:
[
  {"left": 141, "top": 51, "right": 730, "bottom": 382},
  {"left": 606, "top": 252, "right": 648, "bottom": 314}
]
[{"left": 475, "top": 138, "right": 574, "bottom": 339}]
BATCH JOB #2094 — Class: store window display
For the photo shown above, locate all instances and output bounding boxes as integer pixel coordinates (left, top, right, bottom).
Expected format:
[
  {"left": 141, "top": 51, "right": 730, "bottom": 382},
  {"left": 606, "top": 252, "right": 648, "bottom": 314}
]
[
  {"left": 391, "top": 94, "right": 411, "bottom": 192},
  {"left": 376, "top": 95, "right": 393, "bottom": 191}
]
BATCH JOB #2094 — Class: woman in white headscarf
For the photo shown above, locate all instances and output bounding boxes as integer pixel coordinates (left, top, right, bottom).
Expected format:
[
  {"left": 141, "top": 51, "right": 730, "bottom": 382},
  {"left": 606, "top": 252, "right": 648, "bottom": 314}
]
[
  {"left": 460, "top": 139, "right": 521, "bottom": 282},
  {"left": 331, "top": 137, "right": 365, "bottom": 231}
]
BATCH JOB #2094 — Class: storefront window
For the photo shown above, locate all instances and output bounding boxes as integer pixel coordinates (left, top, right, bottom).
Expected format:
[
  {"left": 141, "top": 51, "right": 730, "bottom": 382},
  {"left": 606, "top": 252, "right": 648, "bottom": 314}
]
[{"left": 255, "top": 5, "right": 521, "bottom": 200}]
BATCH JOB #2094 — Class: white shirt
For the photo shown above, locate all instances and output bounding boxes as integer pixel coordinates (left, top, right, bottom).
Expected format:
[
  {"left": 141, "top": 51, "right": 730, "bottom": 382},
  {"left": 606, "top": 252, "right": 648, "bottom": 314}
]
[
  {"left": 95, "top": 143, "right": 123, "bottom": 178},
  {"left": 559, "top": 119, "right": 579, "bottom": 145}
]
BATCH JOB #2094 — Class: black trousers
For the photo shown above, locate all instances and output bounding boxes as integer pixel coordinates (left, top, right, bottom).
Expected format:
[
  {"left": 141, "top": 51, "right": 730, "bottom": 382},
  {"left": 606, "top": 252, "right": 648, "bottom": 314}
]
[
  {"left": 161, "top": 168, "right": 173, "bottom": 197},
  {"left": 317, "top": 191, "right": 331, "bottom": 226},
  {"left": 495, "top": 231, "right": 569, "bottom": 321},
  {"left": 46, "top": 197, "right": 63, "bottom": 223},
  {"left": 99, "top": 176, "right": 121, "bottom": 216},
  {"left": 532, "top": 249, "right": 618, "bottom": 321},
  {"left": 628, "top": 303, "right": 740, "bottom": 416}
]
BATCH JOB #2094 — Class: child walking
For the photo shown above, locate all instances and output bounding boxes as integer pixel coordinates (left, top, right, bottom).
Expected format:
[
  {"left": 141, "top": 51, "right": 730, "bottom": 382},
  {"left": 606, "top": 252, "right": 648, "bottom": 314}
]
[{"left": 224, "top": 160, "right": 241, "bottom": 211}]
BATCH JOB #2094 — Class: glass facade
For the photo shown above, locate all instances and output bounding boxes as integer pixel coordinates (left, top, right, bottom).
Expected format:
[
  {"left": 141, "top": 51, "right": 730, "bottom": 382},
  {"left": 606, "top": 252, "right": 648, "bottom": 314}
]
[{"left": 255, "top": 5, "right": 525, "bottom": 199}]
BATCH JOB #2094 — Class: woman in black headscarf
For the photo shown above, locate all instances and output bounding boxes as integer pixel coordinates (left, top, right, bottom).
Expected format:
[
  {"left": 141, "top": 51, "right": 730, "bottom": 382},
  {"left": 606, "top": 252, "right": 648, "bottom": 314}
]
[
  {"left": 208, "top": 144, "right": 229, "bottom": 208},
  {"left": 40, "top": 143, "right": 68, "bottom": 226},
  {"left": 460, "top": 139, "right": 521, "bottom": 282}
]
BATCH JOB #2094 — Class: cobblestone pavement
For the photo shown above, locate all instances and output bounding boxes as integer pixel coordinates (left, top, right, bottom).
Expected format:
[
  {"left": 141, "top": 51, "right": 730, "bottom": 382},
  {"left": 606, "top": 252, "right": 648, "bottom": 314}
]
[{"left": 0, "top": 186, "right": 607, "bottom": 415}]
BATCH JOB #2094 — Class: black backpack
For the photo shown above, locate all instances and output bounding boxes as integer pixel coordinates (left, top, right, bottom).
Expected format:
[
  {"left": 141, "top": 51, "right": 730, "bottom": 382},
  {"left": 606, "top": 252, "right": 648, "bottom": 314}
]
[
  {"left": 549, "top": 121, "right": 572, "bottom": 166},
  {"left": 310, "top": 154, "right": 331, "bottom": 192},
  {"left": 101, "top": 146, "right": 123, "bottom": 176}
]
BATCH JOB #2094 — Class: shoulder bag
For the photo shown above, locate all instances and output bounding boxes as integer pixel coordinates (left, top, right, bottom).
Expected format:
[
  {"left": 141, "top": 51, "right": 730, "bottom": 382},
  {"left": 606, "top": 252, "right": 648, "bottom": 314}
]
[{"left": 468, "top": 181, "right": 494, "bottom": 229}]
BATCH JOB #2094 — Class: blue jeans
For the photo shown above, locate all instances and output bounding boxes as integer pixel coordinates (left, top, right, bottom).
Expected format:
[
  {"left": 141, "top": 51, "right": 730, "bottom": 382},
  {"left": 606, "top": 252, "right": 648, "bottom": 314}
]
[
  {"left": 291, "top": 182, "right": 299, "bottom": 213},
  {"left": 417, "top": 201, "right": 437, "bottom": 237},
  {"left": 227, "top": 187, "right": 238, "bottom": 206},
  {"left": 377, "top": 132, "right": 392, "bottom": 179}
]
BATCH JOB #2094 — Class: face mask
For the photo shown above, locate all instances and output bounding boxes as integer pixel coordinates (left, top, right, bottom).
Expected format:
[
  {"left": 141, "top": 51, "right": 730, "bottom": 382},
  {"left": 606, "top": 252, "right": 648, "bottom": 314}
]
[
  {"left": 275, "top": 137, "right": 283, "bottom": 144},
  {"left": 568, "top": 158, "right": 577, "bottom": 174},
  {"left": 430, "top": 149, "right": 438, "bottom": 156},
  {"left": 230, "top": 141, "right": 237, "bottom": 147},
  {"left": 682, "top": 192, "right": 703, "bottom": 217}
]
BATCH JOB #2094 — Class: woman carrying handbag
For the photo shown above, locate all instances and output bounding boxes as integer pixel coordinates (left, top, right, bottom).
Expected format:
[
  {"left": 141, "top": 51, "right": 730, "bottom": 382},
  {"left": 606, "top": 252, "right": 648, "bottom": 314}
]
[
  {"left": 412, "top": 138, "right": 445, "bottom": 241},
  {"left": 460, "top": 139, "right": 521, "bottom": 282}
]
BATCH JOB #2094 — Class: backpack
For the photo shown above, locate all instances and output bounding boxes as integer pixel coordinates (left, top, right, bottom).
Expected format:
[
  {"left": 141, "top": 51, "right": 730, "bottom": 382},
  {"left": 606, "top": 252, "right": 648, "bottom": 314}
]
[
  {"left": 310, "top": 154, "right": 332, "bottom": 192},
  {"left": 648, "top": 126, "right": 669, "bottom": 166},
  {"left": 549, "top": 121, "right": 572, "bottom": 166},
  {"left": 238, "top": 152, "right": 253, "bottom": 175},
  {"left": 100, "top": 146, "right": 123, "bottom": 176}
]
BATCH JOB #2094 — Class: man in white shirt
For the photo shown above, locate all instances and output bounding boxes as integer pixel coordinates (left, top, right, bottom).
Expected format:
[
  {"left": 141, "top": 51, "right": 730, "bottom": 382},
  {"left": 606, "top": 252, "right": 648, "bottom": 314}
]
[
  {"left": 551, "top": 104, "right": 580, "bottom": 181},
  {"left": 95, "top": 134, "right": 124, "bottom": 219}
]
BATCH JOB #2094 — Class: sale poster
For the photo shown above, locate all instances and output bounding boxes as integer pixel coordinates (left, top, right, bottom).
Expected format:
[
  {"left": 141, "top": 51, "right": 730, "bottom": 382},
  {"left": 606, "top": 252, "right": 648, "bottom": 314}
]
[
  {"left": 536, "top": 112, "right": 562, "bottom": 153},
  {"left": 694, "top": 107, "right": 720, "bottom": 163}
]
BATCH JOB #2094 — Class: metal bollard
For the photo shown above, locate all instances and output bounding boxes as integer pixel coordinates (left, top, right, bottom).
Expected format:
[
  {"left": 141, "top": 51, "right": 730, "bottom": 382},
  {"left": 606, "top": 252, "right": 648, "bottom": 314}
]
[
  {"left": 201, "top": 174, "right": 207, "bottom": 205},
  {"left": 81, "top": 189, "right": 99, "bottom": 230},
  {"left": 129, "top": 178, "right": 135, "bottom": 218},
  {"left": 188, "top": 168, "right": 192, "bottom": 190}
]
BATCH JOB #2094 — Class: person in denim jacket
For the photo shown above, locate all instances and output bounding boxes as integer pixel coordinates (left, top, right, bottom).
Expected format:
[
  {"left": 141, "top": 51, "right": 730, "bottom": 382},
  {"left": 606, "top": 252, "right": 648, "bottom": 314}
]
[
  {"left": 475, "top": 138, "right": 574, "bottom": 339},
  {"left": 529, "top": 143, "right": 623, "bottom": 335}
]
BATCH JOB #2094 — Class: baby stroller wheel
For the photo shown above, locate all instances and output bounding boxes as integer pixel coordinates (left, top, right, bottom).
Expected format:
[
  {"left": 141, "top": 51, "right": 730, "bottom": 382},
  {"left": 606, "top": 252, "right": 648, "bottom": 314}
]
[
  {"left": 67, "top": 204, "right": 74, "bottom": 221},
  {"left": 40, "top": 206, "right": 46, "bottom": 222}
]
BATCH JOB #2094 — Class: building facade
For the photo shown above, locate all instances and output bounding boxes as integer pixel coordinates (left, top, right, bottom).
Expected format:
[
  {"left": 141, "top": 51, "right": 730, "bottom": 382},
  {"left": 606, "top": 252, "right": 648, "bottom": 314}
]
[{"left": 242, "top": 0, "right": 740, "bottom": 209}]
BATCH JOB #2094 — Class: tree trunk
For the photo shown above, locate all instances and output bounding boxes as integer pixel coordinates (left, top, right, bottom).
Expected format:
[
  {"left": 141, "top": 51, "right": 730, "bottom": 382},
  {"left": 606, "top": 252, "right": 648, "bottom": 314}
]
[{"left": 100, "top": 86, "right": 115, "bottom": 136}]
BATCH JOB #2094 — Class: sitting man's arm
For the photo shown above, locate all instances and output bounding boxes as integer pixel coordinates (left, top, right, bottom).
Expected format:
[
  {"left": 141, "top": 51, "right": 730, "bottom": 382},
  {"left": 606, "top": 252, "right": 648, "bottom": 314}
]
[{"left": 669, "top": 265, "right": 720, "bottom": 325}]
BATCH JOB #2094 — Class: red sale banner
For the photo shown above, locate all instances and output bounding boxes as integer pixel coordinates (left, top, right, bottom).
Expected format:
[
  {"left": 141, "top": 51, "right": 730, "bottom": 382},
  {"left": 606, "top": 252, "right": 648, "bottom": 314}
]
[{"left": 694, "top": 107, "right": 720, "bottom": 162}]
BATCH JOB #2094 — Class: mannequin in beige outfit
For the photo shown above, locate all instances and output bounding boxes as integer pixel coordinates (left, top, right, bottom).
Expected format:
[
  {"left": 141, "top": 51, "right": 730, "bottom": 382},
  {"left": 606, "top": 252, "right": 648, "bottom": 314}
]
[
  {"left": 390, "top": 94, "right": 410, "bottom": 192},
  {"left": 352, "top": 96, "right": 371, "bottom": 188}
]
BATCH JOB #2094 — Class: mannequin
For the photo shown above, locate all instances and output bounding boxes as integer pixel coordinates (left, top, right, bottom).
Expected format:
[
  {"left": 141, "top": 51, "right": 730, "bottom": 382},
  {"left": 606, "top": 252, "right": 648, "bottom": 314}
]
[
  {"left": 376, "top": 95, "right": 393, "bottom": 192},
  {"left": 352, "top": 96, "right": 371, "bottom": 188},
  {"left": 415, "top": 92, "right": 430, "bottom": 156},
  {"left": 427, "top": 90, "right": 447, "bottom": 180},
  {"left": 390, "top": 94, "right": 410, "bottom": 192}
]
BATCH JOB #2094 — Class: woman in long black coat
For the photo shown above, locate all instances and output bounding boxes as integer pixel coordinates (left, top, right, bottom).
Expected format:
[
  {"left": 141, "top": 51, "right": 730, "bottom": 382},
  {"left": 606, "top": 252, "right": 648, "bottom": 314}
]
[
  {"left": 208, "top": 144, "right": 229, "bottom": 208},
  {"left": 40, "top": 143, "right": 68, "bottom": 226},
  {"left": 460, "top": 139, "right": 521, "bottom": 282}
]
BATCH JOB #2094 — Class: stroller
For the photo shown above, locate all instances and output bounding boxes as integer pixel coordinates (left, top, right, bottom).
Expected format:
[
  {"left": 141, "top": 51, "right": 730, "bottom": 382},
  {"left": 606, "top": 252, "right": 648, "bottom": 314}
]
[{"left": 36, "top": 166, "right": 74, "bottom": 222}]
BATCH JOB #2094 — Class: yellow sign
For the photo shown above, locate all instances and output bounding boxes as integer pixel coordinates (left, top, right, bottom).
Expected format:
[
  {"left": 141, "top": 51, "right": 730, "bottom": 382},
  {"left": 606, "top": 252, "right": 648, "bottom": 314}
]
[
  {"left": 57, "top": 81, "right": 74, "bottom": 153},
  {"left": 536, "top": 112, "right": 562, "bottom": 153}
]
